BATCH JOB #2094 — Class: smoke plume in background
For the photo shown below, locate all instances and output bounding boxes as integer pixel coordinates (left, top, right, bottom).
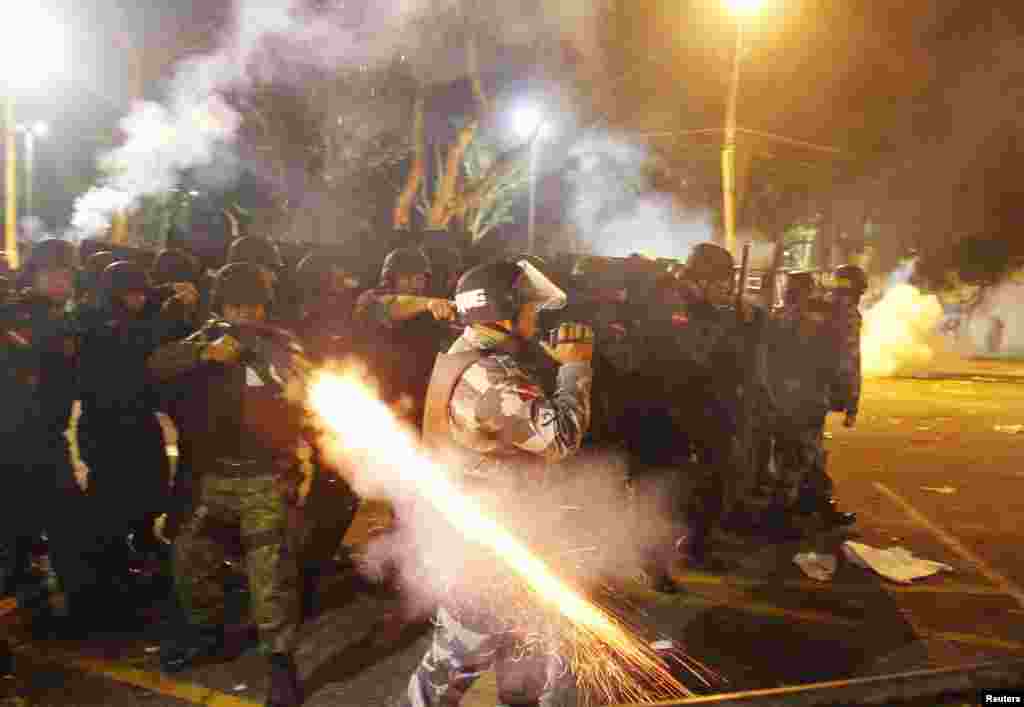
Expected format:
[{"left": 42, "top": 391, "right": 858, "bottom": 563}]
[
  {"left": 955, "top": 279, "right": 1024, "bottom": 358},
  {"left": 71, "top": 0, "right": 605, "bottom": 239},
  {"left": 569, "top": 134, "right": 713, "bottom": 259}
]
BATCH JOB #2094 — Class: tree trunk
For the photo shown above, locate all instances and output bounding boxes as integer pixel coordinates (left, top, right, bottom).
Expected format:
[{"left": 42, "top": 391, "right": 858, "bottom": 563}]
[{"left": 393, "top": 93, "right": 425, "bottom": 229}]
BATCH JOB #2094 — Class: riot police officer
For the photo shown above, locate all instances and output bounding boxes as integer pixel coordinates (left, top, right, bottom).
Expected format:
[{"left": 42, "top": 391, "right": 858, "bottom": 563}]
[
  {"left": 149, "top": 262, "right": 307, "bottom": 707},
  {"left": 0, "top": 239, "right": 98, "bottom": 635},
  {"left": 402, "top": 259, "right": 592, "bottom": 707},
  {"left": 831, "top": 264, "right": 867, "bottom": 428},
  {"left": 77, "top": 261, "right": 197, "bottom": 594},
  {"left": 354, "top": 248, "right": 456, "bottom": 429}
]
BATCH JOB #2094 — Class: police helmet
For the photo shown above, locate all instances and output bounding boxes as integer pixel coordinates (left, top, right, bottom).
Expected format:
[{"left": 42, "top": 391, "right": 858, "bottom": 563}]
[
  {"left": 227, "top": 237, "right": 283, "bottom": 270},
  {"left": 295, "top": 253, "right": 359, "bottom": 294},
  {"left": 150, "top": 248, "right": 200, "bottom": 286},
  {"left": 785, "top": 270, "right": 816, "bottom": 291},
  {"left": 380, "top": 248, "right": 431, "bottom": 285},
  {"left": 454, "top": 258, "right": 566, "bottom": 325},
  {"left": 211, "top": 262, "right": 274, "bottom": 309},
  {"left": 833, "top": 264, "right": 868, "bottom": 294},
  {"left": 26, "top": 238, "right": 76, "bottom": 274},
  {"left": 85, "top": 251, "right": 118, "bottom": 275},
  {"left": 685, "top": 242, "right": 734, "bottom": 283},
  {"left": 101, "top": 261, "right": 149, "bottom": 295}
]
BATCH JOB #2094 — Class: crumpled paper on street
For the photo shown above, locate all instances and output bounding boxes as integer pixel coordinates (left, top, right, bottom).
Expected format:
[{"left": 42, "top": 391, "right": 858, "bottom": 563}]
[
  {"left": 841, "top": 541, "right": 953, "bottom": 583},
  {"left": 793, "top": 552, "right": 837, "bottom": 581}
]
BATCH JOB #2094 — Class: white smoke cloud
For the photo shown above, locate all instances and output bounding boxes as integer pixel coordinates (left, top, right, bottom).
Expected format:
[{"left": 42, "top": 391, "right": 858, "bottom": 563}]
[
  {"left": 862, "top": 283, "right": 945, "bottom": 377},
  {"left": 72, "top": 0, "right": 610, "bottom": 239},
  {"left": 569, "top": 134, "right": 713, "bottom": 259}
]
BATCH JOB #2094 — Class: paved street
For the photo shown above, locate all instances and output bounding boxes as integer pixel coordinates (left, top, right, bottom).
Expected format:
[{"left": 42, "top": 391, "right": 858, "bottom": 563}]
[{"left": 4, "top": 359, "right": 1024, "bottom": 706}]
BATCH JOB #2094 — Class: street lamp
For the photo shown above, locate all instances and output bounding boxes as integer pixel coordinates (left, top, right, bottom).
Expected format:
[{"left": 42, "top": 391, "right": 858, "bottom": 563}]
[
  {"left": 512, "top": 104, "right": 553, "bottom": 255},
  {"left": 1, "top": 7, "right": 65, "bottom": 270},
  {"left": 721, "top": 0, "right": 766, "bottom": 258},
  {"left": 18, "top": 122, "right": 48, "bottom": 234}
]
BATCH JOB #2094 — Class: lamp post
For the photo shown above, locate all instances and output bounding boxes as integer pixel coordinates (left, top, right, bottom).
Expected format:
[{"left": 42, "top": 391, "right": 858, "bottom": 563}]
[
  {"left": 513, "top": 104, "right": 552, "bottom": 256},
  {"left": 721, "top": 0, "right": 765, "bottom": 258},
  {"left": 19, "top": 121, "right": 48, "bottom": 232},
  {"left": 1, "top": 7, "right": 64, "bottom": 270}
]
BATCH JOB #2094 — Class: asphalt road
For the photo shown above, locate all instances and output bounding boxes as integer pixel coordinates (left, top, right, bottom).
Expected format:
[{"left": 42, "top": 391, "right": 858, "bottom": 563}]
[{"left": 4, "top": 359, "right": 1024, "bottom": 706}]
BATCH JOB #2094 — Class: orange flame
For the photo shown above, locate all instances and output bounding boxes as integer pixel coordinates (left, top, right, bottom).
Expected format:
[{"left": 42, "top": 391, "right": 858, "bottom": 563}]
[{"left": 308, "top": 368, "right": 694, "bottom": 704}]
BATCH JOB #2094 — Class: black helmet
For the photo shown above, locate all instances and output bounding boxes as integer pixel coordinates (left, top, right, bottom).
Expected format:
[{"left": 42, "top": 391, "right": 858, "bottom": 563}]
[
  {"left": 227, "top": 237, "right": 283, "bottom": 270},
  {"left": 101, "top": 261, "right": 149, "bottom": 295},
  {"left": 686, "top": 242, "right": 734, "bottom": 283},
  {"left": 834, "top": 264, "right": 868, "bottom": 294},
  {"left": 454, "top": 258, "right": 566, "bottom": 325},
  {"left": 150, "top": 248, "right": 200, "bottom": 286},
  {"left": 25, "top": 238, "right": 76, "bottom": 273},
  {"left": 211, "top": 262, "right": 274, "bottom": 309},
  {"left": 85, "top": 251, "right": 118, "bottom": 275},
  {"left": 785, "top": 270, "right": 816, "bottom": 291},
  {"left": 380, "top": 247, "right": 431, "bottom": 285},
  {"left": 295, "top": 253, "right": 359, "bottom": 294}
]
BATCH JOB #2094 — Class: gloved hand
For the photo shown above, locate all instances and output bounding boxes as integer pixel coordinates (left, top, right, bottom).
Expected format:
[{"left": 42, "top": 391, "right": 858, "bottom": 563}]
[
  {"left": 201, "top": 334, "right": 242, "bottom": 364},
  {"left": 170, "top": 282, "right": 200, "bottom": 309},
  {"left": 541, "top": 322, "right": 594, "bottom": 365},
  {"left": 154, "top": 513, "right": 171, "bottom": 545},
  {"left": 428, "top": 299, "right": 457, "bottom": 321}
]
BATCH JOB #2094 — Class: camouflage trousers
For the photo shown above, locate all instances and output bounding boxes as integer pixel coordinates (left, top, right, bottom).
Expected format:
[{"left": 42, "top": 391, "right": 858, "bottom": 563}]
[
  {"left": 173, "top": 470, "right": 299, "bottom": 655},
  {"left": 401, "top": 606, "right": 576, "bottom": 707},
  {"left": 772, "top": 417, "right": 828, "bottom": 509}
]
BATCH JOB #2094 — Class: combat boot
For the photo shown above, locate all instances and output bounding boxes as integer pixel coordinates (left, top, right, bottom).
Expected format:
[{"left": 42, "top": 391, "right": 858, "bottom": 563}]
[
  {"left": 159, "top": 625, "right": 224, "bottom": 674},
  {"left": 817, "top": 500, "right": 857, "bottom": 529},
  {"left": 0, "top": 639, "right": 13, "bottom": 677},
  {"left": 266, "top": 653, "right": 303, "bottom": 707}
]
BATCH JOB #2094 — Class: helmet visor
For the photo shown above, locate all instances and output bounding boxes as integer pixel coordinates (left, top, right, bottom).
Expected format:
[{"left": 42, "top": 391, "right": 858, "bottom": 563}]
[{"left": 515, "top": 259, "right": 567, "bottom": 312}]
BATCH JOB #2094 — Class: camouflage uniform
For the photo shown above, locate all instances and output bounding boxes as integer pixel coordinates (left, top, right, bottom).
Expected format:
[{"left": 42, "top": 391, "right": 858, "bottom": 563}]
[
  {"left": 148, "top": 320, "right": 302, "bottom": 655},
  {"left": 402, "top": 325, "right": 590, "bottom": 707}
]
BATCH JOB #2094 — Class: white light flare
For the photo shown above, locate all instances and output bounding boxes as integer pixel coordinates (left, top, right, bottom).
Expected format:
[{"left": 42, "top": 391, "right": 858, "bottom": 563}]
[{"left": 307, "top": 368, "right": 691, "bottom": 702}]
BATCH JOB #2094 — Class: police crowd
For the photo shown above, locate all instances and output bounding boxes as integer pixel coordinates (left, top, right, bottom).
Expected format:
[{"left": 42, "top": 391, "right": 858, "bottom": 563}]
[{"left": 0, "top": 231, "right": 866, "bottom": 707}]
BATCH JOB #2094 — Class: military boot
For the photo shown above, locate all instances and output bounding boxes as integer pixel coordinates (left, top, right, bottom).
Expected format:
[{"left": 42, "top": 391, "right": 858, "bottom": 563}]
[
  {"left": 159, "top": 625, "right": 224, "bottom": 674},
  {"left": 817, "top": 499, "right": 857, "bottom": 529},
  {"left": 795, "top": 491, "right": 857, "bottom": 529},
  {"left": 266, "top": 653, "right": 302, "bottom": 707},
  {"left": 0, "top": 639, "right": 13, "bottom": 677}
]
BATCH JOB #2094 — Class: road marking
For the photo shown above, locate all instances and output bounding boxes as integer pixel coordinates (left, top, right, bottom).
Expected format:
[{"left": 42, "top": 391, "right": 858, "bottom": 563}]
[
  {"left": 11, "top": 643, "right": 259, "bottom": 707},
  {"left": 931, "top": 633, "right": 1024, "bottom": 654},
  {"left": 874, "top": 482, "right": 1024, "bottom": 609},
  {"left": 671, "top": 571, "right": 1003, "bottom": 596}
]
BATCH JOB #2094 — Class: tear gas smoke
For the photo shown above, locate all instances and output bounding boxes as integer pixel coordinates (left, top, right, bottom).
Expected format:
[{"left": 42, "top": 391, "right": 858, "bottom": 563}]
[
  {"left": 569, "top": 135, "right": 713, "bottom": 259},
  {"left": 72, "top": 0, "right": 604, "bottom": 239},
  {"left": 307, "top": 365, "right": 700, "bottom": 703},
  {"left": 862, "top": 283, "right": 945, "bottom": 378},
  {"left": 956, "top": 279, "right": 1024, "bottom": 358}
]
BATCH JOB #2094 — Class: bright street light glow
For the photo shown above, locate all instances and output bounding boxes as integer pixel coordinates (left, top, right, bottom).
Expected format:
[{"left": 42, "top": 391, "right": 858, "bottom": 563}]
[
  {"left": 32, "top": 121, "right": 49, "bottom": 137},
  {"left": 724, "top": 0, "right": 766, "bottom": 16},
  {"left": 0, "top": 8, "right": 65, "bottom": 90},
  {"left": 511, "top": 103, "right": 555, "bottom": 142}
]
